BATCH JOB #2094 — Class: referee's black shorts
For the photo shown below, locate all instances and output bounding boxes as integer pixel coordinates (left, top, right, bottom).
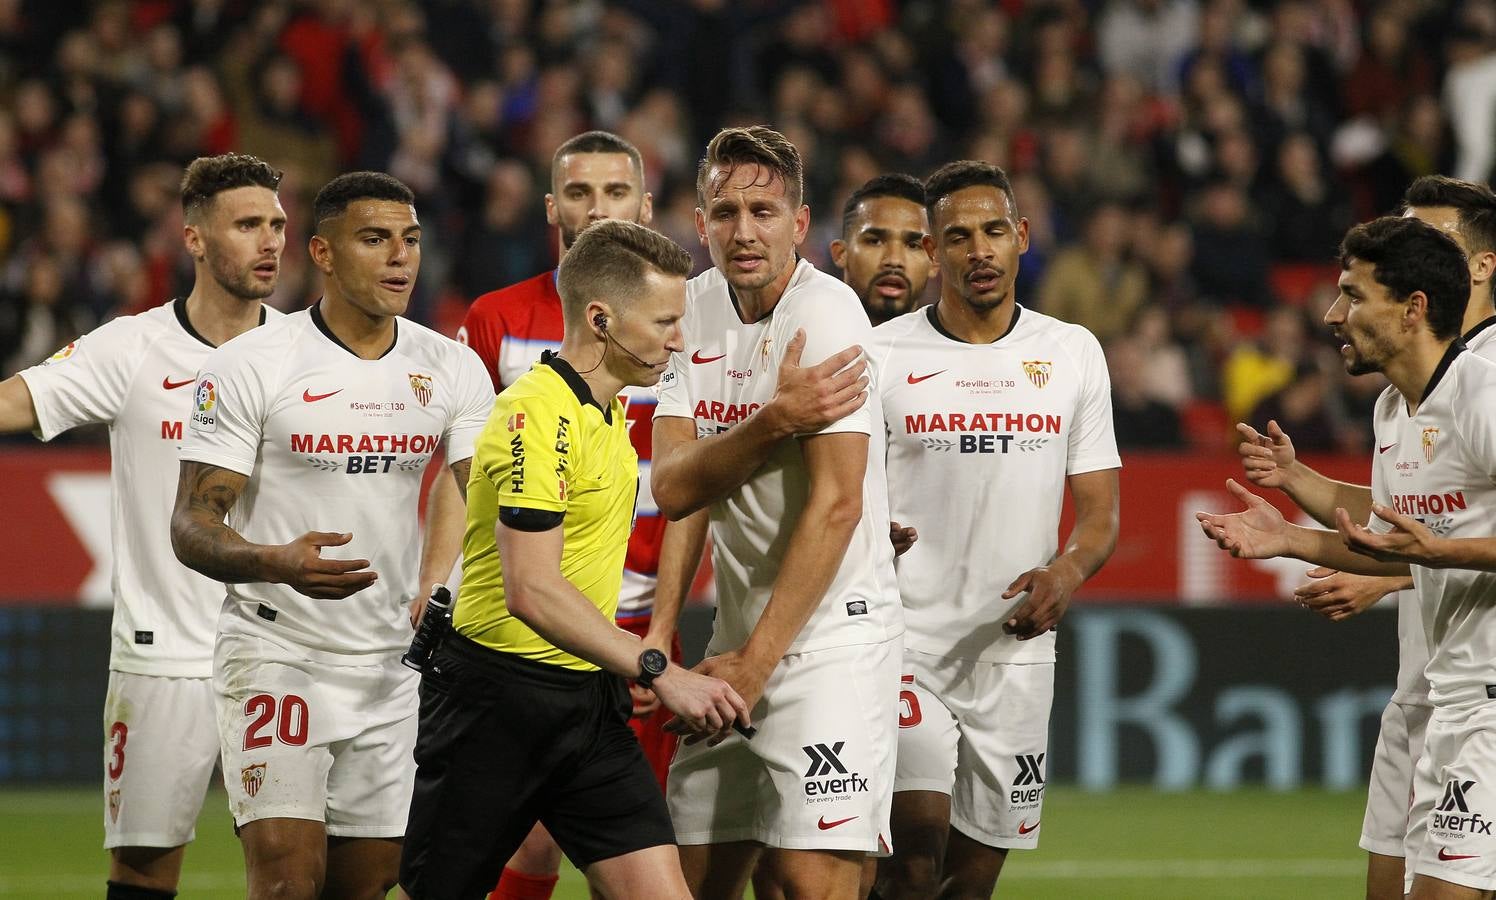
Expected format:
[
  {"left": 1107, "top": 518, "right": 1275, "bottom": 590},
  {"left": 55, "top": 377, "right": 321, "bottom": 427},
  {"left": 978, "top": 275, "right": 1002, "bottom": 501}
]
[{"left": 400, "top": 634, "right": 676, "bottom": 900}]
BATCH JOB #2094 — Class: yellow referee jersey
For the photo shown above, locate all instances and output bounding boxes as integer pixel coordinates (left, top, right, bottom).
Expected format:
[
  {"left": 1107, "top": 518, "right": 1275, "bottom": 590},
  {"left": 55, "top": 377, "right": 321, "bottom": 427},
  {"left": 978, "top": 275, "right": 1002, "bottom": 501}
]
[{"left": 454, "top": 353, "right": 637, "bottom": 670}]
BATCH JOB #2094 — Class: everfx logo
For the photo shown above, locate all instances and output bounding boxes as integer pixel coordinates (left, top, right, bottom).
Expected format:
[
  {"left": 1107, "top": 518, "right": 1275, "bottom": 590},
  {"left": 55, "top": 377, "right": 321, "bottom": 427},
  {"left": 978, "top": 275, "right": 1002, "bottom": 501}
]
[
  {"left": 1014, "top": 753, "right": 1047, "bottom": 786},
  {"left": 1433, "top": 779, "right": 1494, "bottom": 836},
  {"left": 1441, "top": 780, "right": 1477, "bottom": 813},
  {"left": 804, "top": 742, "right": 849, "bottom": 778}
]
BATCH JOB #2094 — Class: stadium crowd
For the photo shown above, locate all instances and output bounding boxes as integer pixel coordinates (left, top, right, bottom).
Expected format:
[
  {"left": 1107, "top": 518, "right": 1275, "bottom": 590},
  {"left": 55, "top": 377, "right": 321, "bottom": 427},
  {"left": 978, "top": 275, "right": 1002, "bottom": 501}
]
[{"left": 1, "top": 0, "right": 1493, "bottom": 452}]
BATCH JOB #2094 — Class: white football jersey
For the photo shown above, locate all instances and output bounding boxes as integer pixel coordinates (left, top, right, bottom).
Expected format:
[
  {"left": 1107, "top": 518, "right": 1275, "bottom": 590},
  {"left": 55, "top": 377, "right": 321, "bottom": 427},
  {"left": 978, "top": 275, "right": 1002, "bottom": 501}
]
[
  {"left": 1370, "top": 346, "right": 1496, "bottom": 710},
  {"left": 1385, "top": 321, "right": 1496, "bottom": 706},
  {"left": 871, "top": 304, "right": 1121, "bottom": 663},
  {"left": 180, "top": 305, "right": 494, "bottom": 665},
  {"left": 19, "top": 299, "right": 280, "bottom": 677},
  {"left": 656, "top": 259, "right": 902, "bottom": 655}
]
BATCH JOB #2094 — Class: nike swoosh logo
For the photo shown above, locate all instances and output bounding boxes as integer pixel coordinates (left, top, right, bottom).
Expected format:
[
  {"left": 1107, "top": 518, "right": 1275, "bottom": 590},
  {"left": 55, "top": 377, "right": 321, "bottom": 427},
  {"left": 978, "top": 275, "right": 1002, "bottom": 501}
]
[
  {"left": 1379, "top": 444, "right": 1397, "bottom": 454},
  {"left": 907, "top": 370, "right": 947, "bottom": 385},
  {"left": 691, "top": 350, "right": 726, "bottom": 364},
  {"left": 817, "top": 815, "right": 858, "bottom": 830},
  {"left": 162, "top": 377, "right": 194, "bottom": 390},
  {"left": 1018, "top": 820, "right": 1040, "bottom": 835},
  {"left": 302, "top": 388, "right": 343, "bottom": 403},
  {"left": 1439, "top": 847, "right": 1479, "bottom": 861}
]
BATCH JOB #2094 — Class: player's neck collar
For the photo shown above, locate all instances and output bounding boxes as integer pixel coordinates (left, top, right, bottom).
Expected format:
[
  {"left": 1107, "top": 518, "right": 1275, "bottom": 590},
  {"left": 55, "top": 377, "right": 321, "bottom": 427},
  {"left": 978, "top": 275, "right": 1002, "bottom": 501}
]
[
  {"left": 310, "top": 300, "right": 398, "bottom": 360},
  {"left": 926, "top": 301, "right": 1022, "bottom": 344},
  {"left": 1463, "top": 314, "right": 1496, "bottom": 345},
  {"left": 174, "top": 297, "right": 267, "bottom": 349},
  {"left": 1421, "top": 338, "right": 1467, "bottom": 403},
  {"left": 541, "top": 350, "right": 611, "bottom": 423}
]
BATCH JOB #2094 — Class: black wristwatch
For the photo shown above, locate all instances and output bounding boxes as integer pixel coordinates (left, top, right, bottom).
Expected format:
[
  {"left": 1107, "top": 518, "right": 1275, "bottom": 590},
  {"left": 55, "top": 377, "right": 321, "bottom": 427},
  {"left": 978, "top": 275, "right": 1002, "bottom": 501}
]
[{"left": 637, "top": 648, "right": 668, "bottom": 688}]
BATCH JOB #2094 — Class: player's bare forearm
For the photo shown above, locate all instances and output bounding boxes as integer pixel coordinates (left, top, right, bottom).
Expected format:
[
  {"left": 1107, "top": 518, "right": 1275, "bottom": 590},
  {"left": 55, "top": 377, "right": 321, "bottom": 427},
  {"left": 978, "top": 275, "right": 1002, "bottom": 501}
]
[
  {"left": 1281, "top": 463, "right": 1372, "bottom": 528},
  {"left": 416, "top": 460, "right": 469, "bottom": 594},
  {"left": 1286, "top": 524, "right": 1411, "bottom": 577},
  {"left": 497, "top": 521, "right": 644, "bottom": 676},
  {"left": 648, "top": 509, "right": 708, "bottom": 647},
  {"left": 651, "top": 413, "right": 792, "bottom": 519},
  {"left": 1055, "top": 468, "right": 1121, "bottom": 586},
  {"left": 739, "top": 433, "right": 867, "bottom": 668},
  {"left": 1416, "top": 536, "right": 1496, "bottom": 571},
  {"left": 170, "top": 461, "right": 274, "bottom": 583},
  {"left": 0, "top": 374, "right": 39, "bottom": 433}
]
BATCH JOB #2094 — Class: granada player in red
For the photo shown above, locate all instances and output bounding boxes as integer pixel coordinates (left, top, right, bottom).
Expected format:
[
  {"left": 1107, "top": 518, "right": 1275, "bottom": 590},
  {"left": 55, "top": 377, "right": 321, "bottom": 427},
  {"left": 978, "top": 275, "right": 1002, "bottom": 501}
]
[{"left": 420, "top": 130, "right": 704, "bottom": 900}]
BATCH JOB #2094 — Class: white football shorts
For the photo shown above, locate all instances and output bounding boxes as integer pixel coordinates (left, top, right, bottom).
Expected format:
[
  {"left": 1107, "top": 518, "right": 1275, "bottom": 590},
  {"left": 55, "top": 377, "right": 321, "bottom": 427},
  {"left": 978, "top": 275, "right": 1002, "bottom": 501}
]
[
  {"left": 668, "top": 636, "right": 901, "bottom": 853},
  {"left": 1407, "top": 702, "right": 1496, "bottom": 893},
  {"left": 101, "top": 671, "right": 220, "bottom": 849},
  {"left": 214, "top": 632, "right": 418, "bottom": 837},
  {"left": 894, "top": 649, "right": 1054, "bottom": 849},
  {"left": 1360, "top": 699, "right": 1430, "bottom": 857}
]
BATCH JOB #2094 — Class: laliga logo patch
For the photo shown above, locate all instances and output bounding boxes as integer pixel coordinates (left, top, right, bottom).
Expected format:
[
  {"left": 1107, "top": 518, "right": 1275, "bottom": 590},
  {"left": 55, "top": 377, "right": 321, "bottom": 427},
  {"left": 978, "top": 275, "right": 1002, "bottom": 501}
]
[
  {"left": 1022, "top": 360, "right": 1052, "bottom": 389},
  {"left": 191, "top": 375, "right": 218, "bottom": 432},
  {"left": 507, "top": 413, "right": 526, "bottom": 432},
  {"left": 241, "top": 762, "right": 267, "bottom": 798},
  {"left": 1424, "top": 427, "right": 1440, "bottom": 464},
  {"left": 44, "top": 341, "right": 78, "bottom": 365},
  {"left": 409, "top": 373, "right": 434, "bottom": 407},
  {"left": 107, "top": 788, "right": 121, "bottom": 822}
]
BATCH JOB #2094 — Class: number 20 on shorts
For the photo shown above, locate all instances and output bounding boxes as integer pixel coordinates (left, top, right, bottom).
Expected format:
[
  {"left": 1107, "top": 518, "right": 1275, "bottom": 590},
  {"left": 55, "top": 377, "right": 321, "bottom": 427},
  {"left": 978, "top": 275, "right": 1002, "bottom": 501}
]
[{"left": 243, "top": 693, "right": 310, "bottom": 750}]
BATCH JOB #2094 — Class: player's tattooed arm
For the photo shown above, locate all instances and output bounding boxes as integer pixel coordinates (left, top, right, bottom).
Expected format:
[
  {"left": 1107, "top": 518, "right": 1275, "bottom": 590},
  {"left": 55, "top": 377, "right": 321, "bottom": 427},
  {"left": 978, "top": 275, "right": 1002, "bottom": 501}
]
[
  {"left": 449, "top": 457, "right": 472, "bottom": 501},
  {"left": 0, "top": 374, "right": 40, "bottom": 433},
  {"left": 171, "top": 461, "right": 378, "bottom": 599}
]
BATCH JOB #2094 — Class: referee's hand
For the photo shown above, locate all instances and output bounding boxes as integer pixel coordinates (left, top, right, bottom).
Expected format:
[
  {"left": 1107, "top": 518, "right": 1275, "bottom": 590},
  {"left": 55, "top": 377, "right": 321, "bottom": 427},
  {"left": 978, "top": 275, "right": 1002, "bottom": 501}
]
[{"left": 652, "top": 666, "right": 750, "bottom": 746}]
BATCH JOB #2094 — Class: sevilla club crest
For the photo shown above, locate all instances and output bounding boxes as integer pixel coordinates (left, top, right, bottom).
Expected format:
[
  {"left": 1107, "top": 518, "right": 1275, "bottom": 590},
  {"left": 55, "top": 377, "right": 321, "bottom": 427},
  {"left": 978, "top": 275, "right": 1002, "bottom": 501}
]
[
  {"left": 1423, "top": 427, "right": 1440, "bottom": 464},
  {"left": 107, "top": 789, "right": 121, "bottom": 823},
  {"left": 241, "top": 762, "right": 267, "bottom": 798},
  {"left": 1022, "top": 360, "right": 1053, "bottom": 389},
  {"left": 409, "top": 373, "right": 434, "bottom": 407}
]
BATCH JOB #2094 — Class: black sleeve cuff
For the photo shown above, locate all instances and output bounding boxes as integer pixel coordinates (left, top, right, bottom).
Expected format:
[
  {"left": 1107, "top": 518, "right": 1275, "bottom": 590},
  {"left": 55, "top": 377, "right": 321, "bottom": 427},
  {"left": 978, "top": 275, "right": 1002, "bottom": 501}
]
[{"left": 499, "top": 506, "right": 565, "bottom": 532}]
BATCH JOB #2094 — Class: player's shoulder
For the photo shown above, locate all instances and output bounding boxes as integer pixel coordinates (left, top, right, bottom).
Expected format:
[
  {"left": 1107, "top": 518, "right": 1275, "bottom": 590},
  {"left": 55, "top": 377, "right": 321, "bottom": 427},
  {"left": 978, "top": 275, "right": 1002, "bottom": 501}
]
[
  {"left": 685, "top": 265, "right": 727, "bottom": 302},
  {"left": 212, "top": 306, "right": 312, "bottom": 359},
  {"left": 90, "top": 299, "right": 180, "bottom": 344},
  {"left": 468, "top": 271, "right": 559, "bottom": 319},
  {"left": 1452, "top": 345, "right": 1496, "bottom": 396},
  {"left": 784, "top": 258, "right": 861, "bottom": 306},
  {"left": 1014, "top": 305, "right": 1106, "bottom": 360}
]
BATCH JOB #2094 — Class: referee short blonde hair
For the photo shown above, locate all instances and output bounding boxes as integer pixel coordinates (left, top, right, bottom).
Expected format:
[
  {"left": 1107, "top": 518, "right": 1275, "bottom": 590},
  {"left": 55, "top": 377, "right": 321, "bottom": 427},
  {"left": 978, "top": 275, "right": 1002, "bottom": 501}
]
[{"left": 557, "top": 220, "right": 692, "bottom": 321}]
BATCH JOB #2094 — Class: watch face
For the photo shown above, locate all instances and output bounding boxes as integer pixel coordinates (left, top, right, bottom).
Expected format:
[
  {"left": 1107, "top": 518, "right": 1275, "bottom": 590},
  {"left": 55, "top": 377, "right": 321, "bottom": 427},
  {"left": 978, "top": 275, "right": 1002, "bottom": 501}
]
[{"left": 641, "top": 648, "right": 668, "bottom": 676}]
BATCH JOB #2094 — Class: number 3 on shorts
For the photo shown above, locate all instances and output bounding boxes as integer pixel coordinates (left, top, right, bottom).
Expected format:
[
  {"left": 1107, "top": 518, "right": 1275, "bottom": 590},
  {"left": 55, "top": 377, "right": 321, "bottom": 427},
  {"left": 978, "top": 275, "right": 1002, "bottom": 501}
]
[
  {"left": 899, "top": 674, "right": 922, "bottom": 728},
  {"left": 243, "top": 693, "right": 310, "bottom": 750}
]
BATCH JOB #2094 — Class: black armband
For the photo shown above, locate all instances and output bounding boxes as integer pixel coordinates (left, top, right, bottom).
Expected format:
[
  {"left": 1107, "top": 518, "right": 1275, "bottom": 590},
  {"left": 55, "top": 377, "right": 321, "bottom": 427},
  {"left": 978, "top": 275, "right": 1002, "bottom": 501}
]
[{"left": 498, "top": 506, "right": 565, "bottom": 532}]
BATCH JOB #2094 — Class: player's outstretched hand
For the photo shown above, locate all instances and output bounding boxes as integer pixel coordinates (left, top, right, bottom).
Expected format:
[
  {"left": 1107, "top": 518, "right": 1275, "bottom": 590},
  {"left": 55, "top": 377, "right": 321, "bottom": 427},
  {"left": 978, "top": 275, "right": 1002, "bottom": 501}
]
[
  {"left": 269, "top": 531, "right": 378, "bottom": 600},
  {"left": 1195, "top": 479, "right": 1293, "bottom": 559},
  {"left": 1293, "top": 567, "right": 1400, "bottom": 622},
  {"left": 769, "top": 329, "right": 867, "bottom": 434},
  {"left": 654, "top": 664, "right": 750, "bottom": 745},
  {"left": 1235, "top": 420, "right": 1297, "bottom": 490},
  {"left": 1002, "top": 557, "right": 1082, "bottom": 640},
  {"left": 890, "top": 521, "right": 918, "bottom": 557},
  {"left": 1337, "top": 503, "right": 1449, "bottom": 566}
]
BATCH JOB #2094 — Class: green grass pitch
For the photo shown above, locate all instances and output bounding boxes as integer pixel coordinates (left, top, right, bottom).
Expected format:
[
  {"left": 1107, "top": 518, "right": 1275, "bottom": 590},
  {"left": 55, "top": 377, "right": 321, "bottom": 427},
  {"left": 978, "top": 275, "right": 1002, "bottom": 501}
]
[{"left": 0, "top": 786, "right": 1366, "bottom": 898}]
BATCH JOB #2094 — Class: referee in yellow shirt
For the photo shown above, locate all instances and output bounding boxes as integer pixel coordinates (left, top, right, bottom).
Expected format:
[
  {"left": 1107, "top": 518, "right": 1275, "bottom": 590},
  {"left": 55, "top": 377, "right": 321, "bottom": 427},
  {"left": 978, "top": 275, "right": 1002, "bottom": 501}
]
[{"left": 400, "top": 221, "right": 749, "bottom": 900}]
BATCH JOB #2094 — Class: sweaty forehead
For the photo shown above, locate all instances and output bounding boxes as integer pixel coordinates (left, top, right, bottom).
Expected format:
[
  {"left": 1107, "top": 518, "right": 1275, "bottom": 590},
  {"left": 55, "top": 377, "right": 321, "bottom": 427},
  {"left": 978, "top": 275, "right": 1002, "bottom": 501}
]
[
  {"left": 1404, "top": 205, "right": 1466, "bottom": 248},
  {"left": 341, "top": 199, "right": 419, "bottom": 230},
  {"left": 706, "top": 162, "right": 791, "bottom": 204},
  {"left": 555, "top": 152, "right": 640, "bottom": 190},
  {"left": 852, "top": 196, "right": 928, "bottom": 234},
  {"left": 933, "top": 186, "right": 1012, "bottom": 228}
]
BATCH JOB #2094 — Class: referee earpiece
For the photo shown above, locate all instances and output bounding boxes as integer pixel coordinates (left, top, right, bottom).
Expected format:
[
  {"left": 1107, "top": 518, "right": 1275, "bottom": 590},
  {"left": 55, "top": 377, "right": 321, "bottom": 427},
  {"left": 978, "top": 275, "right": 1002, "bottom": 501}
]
[{"left": 593, "top": 313, "right": 608, "bottom": 333}]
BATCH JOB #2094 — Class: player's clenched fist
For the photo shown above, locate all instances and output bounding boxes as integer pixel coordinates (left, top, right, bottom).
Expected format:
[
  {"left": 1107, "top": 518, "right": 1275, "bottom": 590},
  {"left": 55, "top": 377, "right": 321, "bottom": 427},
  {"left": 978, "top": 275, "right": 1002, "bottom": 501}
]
[
  {"left": 767, "top": 328, "right": 868, "bottom": 434},
  {"left": 265, "top": 531, "right": 378, "bottom": 600},
  {"left": 654, "top": 664, "right": 751, "bottom": 745}
]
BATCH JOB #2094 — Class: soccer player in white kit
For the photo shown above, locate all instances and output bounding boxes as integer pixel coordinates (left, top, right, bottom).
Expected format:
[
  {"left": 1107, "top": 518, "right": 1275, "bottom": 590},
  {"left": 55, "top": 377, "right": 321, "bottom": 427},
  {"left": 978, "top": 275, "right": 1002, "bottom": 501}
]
[
  {"left": 169, "top": 172, "right": 494, "bottom": 899},
  {"left": 1233, "top": 175, "right": 1496, "bottom": 900},
  {"left": 1197, "top": 215, "right": 1496, "bottom": 899},
  {"left": 867, "top": 161, "right": 1121, "bottom": 900},
  {"left": 0, "top": 153, "right": 285, "bottom": 899},
  {"left": 651, "top": 126, "right": 904, "bottom": 900}
]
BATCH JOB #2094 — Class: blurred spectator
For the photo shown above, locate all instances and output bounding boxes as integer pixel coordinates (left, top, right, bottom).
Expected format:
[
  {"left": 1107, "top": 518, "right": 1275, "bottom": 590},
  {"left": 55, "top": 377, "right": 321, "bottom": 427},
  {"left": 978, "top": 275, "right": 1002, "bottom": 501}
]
[
  {"left": 1261, "top": 133, "right": 1353, "bottom": 261},
  {"left": 1222, "top": 305, "right": 1310, "bottom": 422},
  {"left": 1, "top": 253, "right": 92, "bottom": 374},
  {"left": 1039, "top": 202, "right": 1149, "bottom": 344},
  {"left": 1343, "top": 8, "right": 1435, "bottom": 122},
  {"left": 1097, "top": 0, "right": 1199, "bottom": 95},
  {"left": 1108, "top": 336, "right": 1187, "bottom": 449},
  {"left": 454, "top": 159, "right": 550, "bottom": 300},
  {"left": 1246, "top": 361, "right": 1354, "bottom": 453},
  {"left": 1189, "top": 180, "right": 1273, "bottom": 306}
]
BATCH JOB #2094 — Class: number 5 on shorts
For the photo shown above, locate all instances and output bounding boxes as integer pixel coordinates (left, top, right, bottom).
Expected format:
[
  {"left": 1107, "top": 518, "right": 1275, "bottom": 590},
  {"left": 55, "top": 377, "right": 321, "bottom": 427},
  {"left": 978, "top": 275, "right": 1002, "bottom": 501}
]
[
  {"left": 243, "top": 693, "right": 310, "bottom": 750},
  {"left": 899, "top": 674, "right": 922, "bottom": 728}
]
